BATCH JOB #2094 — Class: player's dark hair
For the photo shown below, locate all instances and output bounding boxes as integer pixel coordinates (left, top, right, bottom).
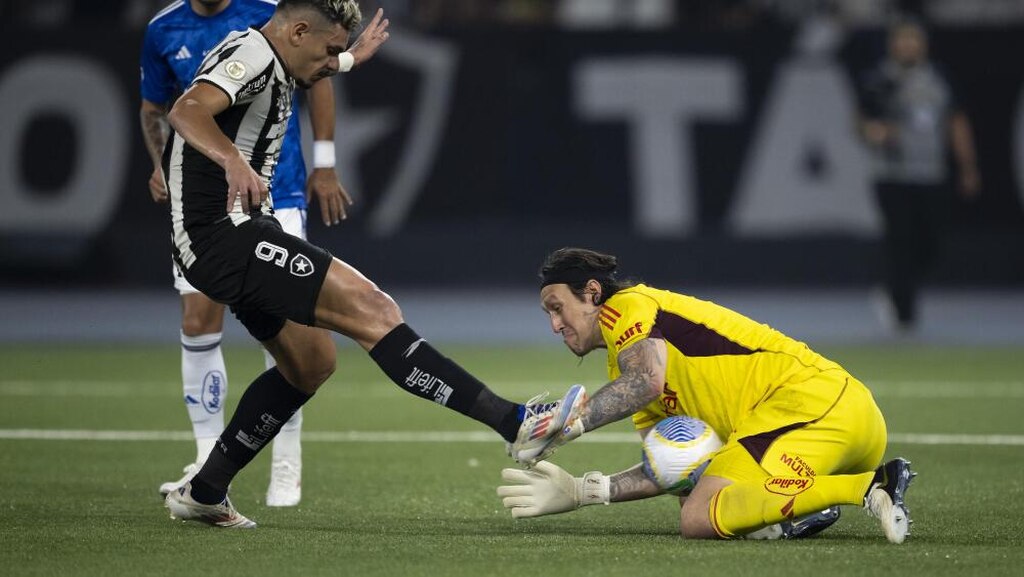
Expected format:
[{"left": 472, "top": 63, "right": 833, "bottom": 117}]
[
  {"left": 277, "top": 0, "right": 362, "bottom": 30},
  {"left": 539, "top": 247, "right": 637, "bottom": 305}
]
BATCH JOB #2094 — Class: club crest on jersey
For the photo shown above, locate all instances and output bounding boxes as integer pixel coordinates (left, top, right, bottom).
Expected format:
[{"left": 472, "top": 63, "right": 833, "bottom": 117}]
[
  {"left": 224, "top": 60, "right": 246, "bottom": 80},
  {"left": 290, "top": 254, "right": 314, "bottom": 277}
]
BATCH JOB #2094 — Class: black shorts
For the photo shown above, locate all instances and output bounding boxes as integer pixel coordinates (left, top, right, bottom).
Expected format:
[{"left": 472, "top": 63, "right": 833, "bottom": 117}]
[{"left": 180, "top": 215, "right": 332, "bottom": 341}]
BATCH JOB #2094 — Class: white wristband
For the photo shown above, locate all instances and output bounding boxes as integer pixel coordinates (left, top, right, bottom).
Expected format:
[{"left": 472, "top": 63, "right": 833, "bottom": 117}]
[
  {"left": 337, "top": 51, "right": 355, "bottom": 72},
  {"left": 577, "top": 471, "right": 610, "bottom": 506},
  {"left": 313, "top": 140, "right": 335, "bottom": 169}
]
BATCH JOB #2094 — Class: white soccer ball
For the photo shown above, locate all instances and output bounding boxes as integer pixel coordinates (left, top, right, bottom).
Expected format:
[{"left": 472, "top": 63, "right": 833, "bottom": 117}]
[{"left": 641, "top": 415, "right": 723, "bottom": 495}]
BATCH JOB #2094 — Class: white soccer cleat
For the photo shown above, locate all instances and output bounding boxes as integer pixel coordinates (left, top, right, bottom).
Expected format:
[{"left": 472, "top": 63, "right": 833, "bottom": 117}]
[
  {"left": 266, "top": 458, "right": 302, "bottom": 507},
  {"left": 158, "top": 462, "right": 199, "bottom": 497},
  {"left": 864, "top": 458, "right": 916, "bottom": 544},
  {"left": 165, "top": 482, "right": 256, "bottom": 529},
  {"left": 509, "top": 384, "right": 587, "bottom": 465}
]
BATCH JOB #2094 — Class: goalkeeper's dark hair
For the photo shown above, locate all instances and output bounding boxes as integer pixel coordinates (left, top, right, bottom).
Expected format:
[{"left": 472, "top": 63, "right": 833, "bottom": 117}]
[
  {"left": 539, "top": 247, "right": 638, "bottom": 305},
  {"left": 277, "top": 0, "right": 362, "bottom": 31}
]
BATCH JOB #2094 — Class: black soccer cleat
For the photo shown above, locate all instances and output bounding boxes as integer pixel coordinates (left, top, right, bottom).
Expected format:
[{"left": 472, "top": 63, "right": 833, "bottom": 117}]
[
  {"left": 864, "top": 458, "right": 916, "bottom": 544},
  {"left": 780, "top": 506, "right": 842, "bottom": 539}
]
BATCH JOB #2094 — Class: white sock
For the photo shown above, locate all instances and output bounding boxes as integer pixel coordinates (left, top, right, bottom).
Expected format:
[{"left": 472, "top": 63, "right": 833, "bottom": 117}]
[
  {"left": 181, "top": 331, "right": 227, "bottom": 463},
  {"left": 195, "top": 437, "right": 218, "bottom": 467},
  {"left": 263, "top": 346, "right": 303, "bottom": 465},
  {"left": 273, "top": 408, "right": 303, "bottom": 465}
]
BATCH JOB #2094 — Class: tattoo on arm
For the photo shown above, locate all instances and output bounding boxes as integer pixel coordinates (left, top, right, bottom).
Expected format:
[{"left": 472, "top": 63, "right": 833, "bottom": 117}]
[
  {"left": 140, "top": 107, "right": 169, "bottom": 167},
  {"left": 580, "top": 338, "right": 665, "bottom": 431},
  {"left": 609, "top": 464, "right": 663, "bottom": 503}
]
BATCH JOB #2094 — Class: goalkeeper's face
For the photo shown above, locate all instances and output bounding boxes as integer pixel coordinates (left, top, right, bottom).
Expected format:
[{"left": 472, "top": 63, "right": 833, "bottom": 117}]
[{"left": 540, "top": 284, "right": 604, "bottom": 357}]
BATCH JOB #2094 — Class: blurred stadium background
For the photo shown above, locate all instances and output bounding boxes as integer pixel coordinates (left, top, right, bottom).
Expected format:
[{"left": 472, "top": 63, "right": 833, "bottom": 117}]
[{"left": 2, "top": 0, "right": 1024, "bottom": 346}]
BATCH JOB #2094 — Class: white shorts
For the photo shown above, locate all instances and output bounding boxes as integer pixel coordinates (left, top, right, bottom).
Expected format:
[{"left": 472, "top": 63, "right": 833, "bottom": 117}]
[{"left": 173, "top": 207, "right": 307, "bottom": 295}]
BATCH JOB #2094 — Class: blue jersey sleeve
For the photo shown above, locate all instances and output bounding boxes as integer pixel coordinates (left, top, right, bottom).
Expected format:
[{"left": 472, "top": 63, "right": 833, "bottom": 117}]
[{"left": 140, "top": 24, "right": 177, "bottom": 105}]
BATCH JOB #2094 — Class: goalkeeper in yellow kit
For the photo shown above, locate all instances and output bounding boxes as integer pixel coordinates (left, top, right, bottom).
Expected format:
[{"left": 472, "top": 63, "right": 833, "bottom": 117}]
[{"left": 498, "top": 248, "right": 916, "bottom": 543}]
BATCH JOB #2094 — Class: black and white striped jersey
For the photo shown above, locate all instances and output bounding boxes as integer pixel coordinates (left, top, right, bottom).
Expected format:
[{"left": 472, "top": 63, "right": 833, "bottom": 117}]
[{"left": 164, "top": 27, "right": 295, "bottom": 270}]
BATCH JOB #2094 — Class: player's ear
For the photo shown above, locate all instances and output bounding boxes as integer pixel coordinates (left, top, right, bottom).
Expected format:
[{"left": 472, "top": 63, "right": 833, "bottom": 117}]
[
  {"left": 291, "top": 20, "right": 311, "bottom": 45},
  {"left": 586, "top": 279, "right": 602, "bottom": 305}
]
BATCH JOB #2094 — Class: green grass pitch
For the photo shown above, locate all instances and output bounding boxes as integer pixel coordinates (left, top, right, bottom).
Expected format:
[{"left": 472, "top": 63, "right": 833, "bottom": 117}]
[{"left": 1, "top": 343, "right": 1022, "bottom": 577}]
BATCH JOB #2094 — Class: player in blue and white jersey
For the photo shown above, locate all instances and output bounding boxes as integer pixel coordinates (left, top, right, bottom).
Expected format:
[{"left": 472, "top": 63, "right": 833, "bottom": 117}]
[{"left": 140, "top": 0, "right": 355, "bottom": 507}]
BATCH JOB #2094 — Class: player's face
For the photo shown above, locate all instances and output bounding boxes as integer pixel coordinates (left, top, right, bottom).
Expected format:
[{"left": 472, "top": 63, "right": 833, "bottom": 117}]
[
  {"left": 293, "top": 23, "right": 350, "bottom": 89},
  {"left": 540, "top": 284, "right": 603, "bottom": 357}
]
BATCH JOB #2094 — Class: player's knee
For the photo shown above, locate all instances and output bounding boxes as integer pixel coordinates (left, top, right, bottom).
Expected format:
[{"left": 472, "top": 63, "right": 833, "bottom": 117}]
[
  {"left": 181, "top": 300, "right": 224, "bottom": 336},
  {"left": 181, "top": 314, "right": 221, "bottom": 337},
  {"left": 365, "top": 286, "right": 402, "bottom": 324},
  {"left": 348, "top": 283, "right": 403, "bottom": 333},
  {"left": 283, "top": 346, "right": 336, "bottom": 393},
  {"left": 679, "top": 499, "right": 718, "bottom": 540}
]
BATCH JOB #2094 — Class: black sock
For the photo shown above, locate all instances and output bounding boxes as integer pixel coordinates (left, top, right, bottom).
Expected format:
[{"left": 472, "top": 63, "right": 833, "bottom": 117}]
[
  {"left": 190, "top": 367, "right": 312, "bottom": 504},
  {"left": 369, "top": 324, "right": 522, "bottom": 442}
]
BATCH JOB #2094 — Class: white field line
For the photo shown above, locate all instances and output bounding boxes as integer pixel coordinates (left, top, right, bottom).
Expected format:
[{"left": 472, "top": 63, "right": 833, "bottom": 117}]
[
  {"left": 0, "top": 429, "right": 1022, "bottom": 446},
  {"left": 2, "top": 380, "right": 1023, "bottom": 399}
]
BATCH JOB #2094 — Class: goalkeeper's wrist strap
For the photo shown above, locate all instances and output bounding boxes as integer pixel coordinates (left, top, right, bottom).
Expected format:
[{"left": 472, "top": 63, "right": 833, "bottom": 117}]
[{"left": 578, "top": 471, "right": 610, "bottom": 506}]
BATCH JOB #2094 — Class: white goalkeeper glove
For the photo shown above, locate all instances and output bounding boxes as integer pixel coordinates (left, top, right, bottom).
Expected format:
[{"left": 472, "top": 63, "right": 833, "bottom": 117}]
[{"left": 497, "top": 461, "right": 609, "bottom": 518}]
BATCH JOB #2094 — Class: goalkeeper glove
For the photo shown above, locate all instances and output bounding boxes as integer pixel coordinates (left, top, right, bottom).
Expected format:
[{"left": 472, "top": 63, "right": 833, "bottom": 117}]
[{"left": 497, "top": 461, "right": 609, "bottom": 518}]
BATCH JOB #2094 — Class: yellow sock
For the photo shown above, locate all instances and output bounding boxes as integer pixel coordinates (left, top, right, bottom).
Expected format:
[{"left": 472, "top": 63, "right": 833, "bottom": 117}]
[{"left": 709, "top": 472, "right": 875, "bottom": 538}]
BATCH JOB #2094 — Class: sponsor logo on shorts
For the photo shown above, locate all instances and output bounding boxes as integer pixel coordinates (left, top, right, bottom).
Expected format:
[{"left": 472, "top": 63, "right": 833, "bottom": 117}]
[
  {"left": 290, "top": 253, "right": 314, "bottom": 277},
  {"left": 201, "top": 370, "right": 224, "bottom": 414},
  {"left": 764, "top": 476, "right": 814, "bottom": 496},
  {"left": 779, "top": 452, "right": 816, "bottom": 477}
]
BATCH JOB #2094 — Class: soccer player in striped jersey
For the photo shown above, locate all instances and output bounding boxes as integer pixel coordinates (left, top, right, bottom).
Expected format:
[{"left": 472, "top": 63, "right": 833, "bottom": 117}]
[
  {"left": 141, "top": 0, "right": 368, "bottom": 507},
  {"left": 497, "top": 248, "right": 916, "bottom": 544},
  {"left": 159, "top": 0, "right": 584, "bottom": 528}
]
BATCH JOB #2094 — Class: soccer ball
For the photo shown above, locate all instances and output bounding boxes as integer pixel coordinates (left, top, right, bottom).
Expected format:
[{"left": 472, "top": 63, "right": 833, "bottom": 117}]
[{"left": 641, "top": 415, "right": 723, "bottom": 495}]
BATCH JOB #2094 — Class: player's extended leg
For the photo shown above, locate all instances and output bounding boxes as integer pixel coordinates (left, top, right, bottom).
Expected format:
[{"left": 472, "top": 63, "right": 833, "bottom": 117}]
[
  {"left": 159, "top": 283, "right": 228, "bottom": 496},
  {"left": 312, "top": 258, "right": 526, "bottom": 443}
]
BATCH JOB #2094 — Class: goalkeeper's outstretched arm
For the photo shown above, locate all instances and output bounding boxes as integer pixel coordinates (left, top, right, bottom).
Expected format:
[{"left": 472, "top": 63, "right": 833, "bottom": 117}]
[{"left": 497, "top": 461, "right": 663, "bottom": 519}]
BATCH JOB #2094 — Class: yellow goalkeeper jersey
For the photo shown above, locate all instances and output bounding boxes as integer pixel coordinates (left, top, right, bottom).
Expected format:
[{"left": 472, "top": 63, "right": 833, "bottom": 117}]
[{"left": 599, "top": 285, "right": 847, "bottom": 440}]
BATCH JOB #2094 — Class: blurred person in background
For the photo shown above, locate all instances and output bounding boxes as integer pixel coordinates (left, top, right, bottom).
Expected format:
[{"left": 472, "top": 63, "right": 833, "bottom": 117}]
[
  {"left": 856, "top": 17, "right": 980, "bottom": 333},
  {"left": 140, "top": 0, "right": 354, "bottom": 507}
]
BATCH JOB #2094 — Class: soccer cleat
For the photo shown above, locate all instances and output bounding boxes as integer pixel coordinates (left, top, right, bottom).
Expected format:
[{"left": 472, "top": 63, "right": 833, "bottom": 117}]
[
  {"left": 165, "top": 482, "right": 256, "bottom": 529},
  {"left": 780, "top": 506, "right": 841, "bottom": 539},
  {"left": 158, "top": 462, "right": 199, "bottom": 497},
  {"left": 266, "top": 458, "right": 302, "bottom": 507},
  {"left": 744, "top": 507, "right": 841, "bottom": 540},
  {"left": 509, "top": 384, "right": 587, "bottom": 465},
  {"left": 864, "top": 458, "right": 916, "bottom": 544}
]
